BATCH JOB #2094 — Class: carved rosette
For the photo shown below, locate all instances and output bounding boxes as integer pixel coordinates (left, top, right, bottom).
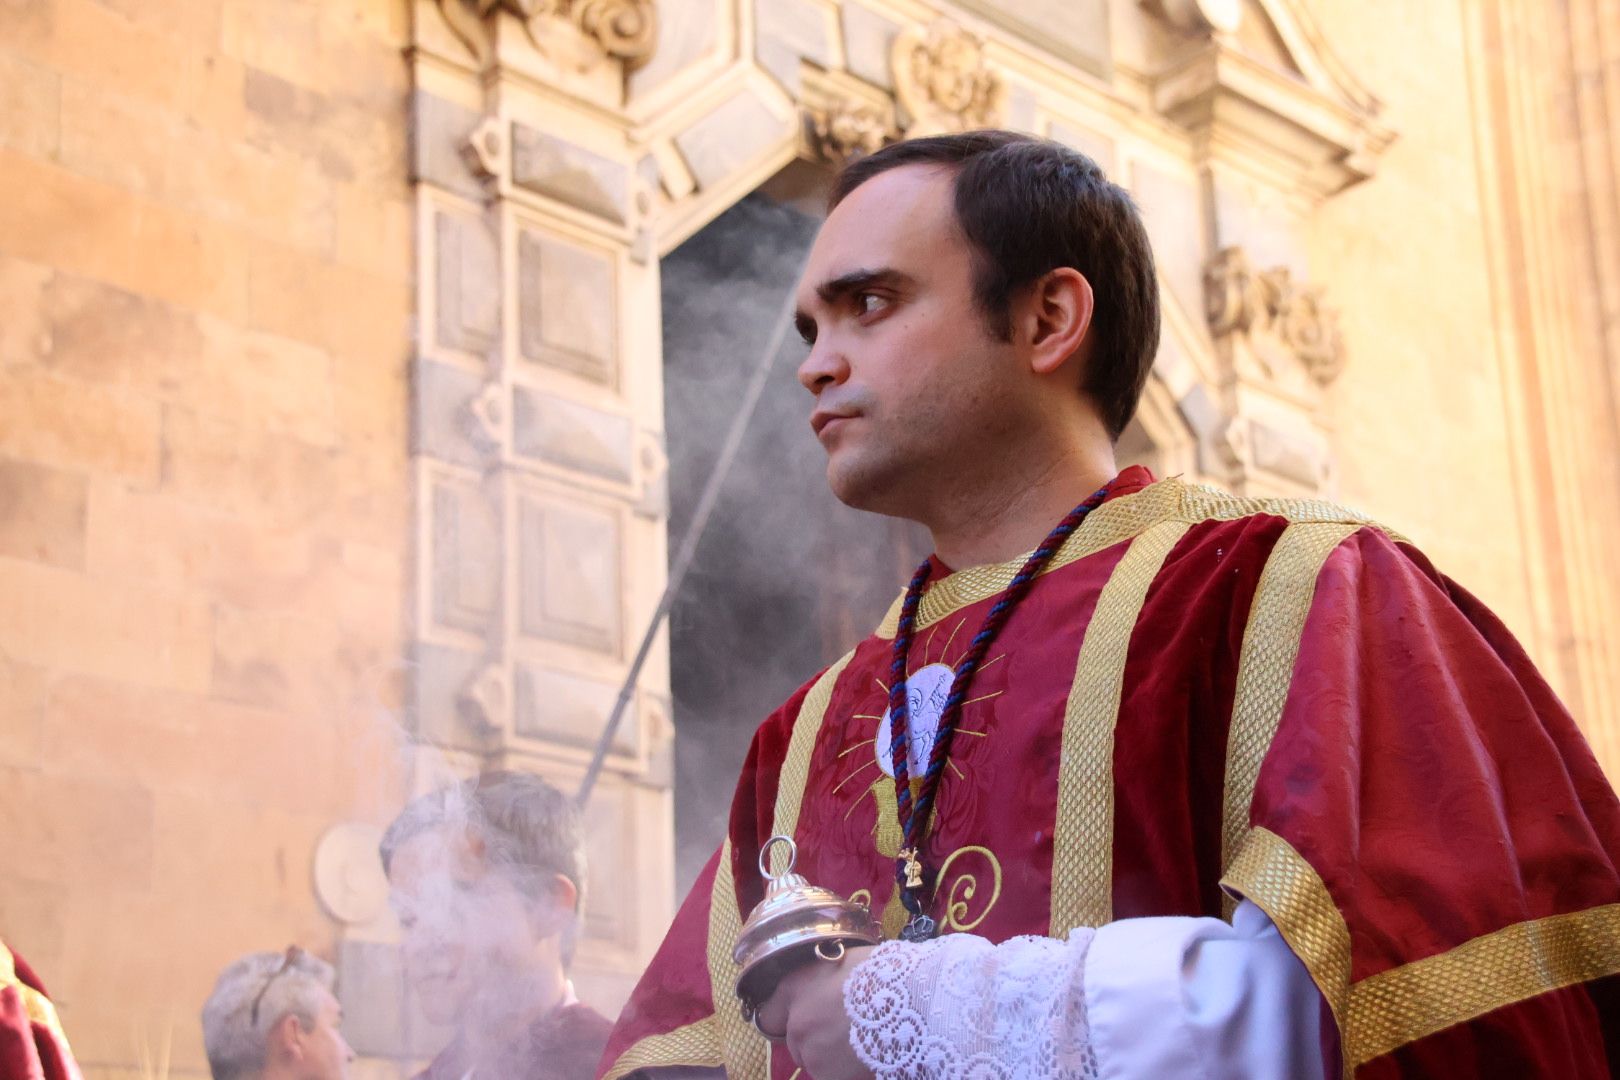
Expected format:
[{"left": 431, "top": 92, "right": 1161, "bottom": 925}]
[
  {"left": 1204, "top": 247, "right": 1345, "bottom": 387},
  {"left": 805, "top": 98, "right": 892, "bottom": 166},
  {"left": 436, "top": 0, "right": 656, "bottom": 70},
  {"left": 891, "top": 21, "right": 1005, "bottom": 137},
  {"left": 571, "top": 0, "right": 656, "bottom": 65}
]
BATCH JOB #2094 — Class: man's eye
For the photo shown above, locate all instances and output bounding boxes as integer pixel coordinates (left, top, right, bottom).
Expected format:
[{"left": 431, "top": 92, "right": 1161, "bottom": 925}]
[{"left": 856, "top": 293, "right": 886, "bottom": 316}]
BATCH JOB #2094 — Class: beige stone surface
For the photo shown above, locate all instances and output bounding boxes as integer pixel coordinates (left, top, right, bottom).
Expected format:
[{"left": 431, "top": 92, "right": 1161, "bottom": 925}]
[
  {"left": 1301, "top": 0, "right": 1620, "bottom": 745},
  {"left": 0, "top": 459, "right": 86, "bottom": 570},
  {"left": 1302, "top": 0, "right": 1529, "bottom": 615},
  {"left": 0, "top": 49, "right": 61, "bottom": 159},
  {"left": 0, "top": 366, "right": 163, "bottom": 482},
  {"left": 0, "top": 655, "right": 48, "bottom": 770},
  {"left": 0, "top": 1, "right": 413, "bottom": 1071}
]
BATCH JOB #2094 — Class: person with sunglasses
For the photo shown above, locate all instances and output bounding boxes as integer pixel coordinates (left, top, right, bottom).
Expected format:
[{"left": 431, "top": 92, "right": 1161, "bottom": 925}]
[{"left": 201, "top": 946, "right": 355, "bottom": 1080}]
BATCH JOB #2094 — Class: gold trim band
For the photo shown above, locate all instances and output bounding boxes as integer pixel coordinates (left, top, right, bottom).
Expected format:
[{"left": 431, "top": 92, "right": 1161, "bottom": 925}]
[
  {"left": 1345, "top": 901, "right": 1620, "bottom": 1068},
  {"left": 1221, "top": 522, "right": 1359, "bottom": 895},
  {"left": 770, "top": 652, "right": 856, "bottom": 872},
  {"left": 874, "top": 478, "right": 1391, "bottom": 638},
  {"left": 1221, "top": 825, "right": 1352, "bottom": 1080},
  {"left": 709, "top": 837, "right": 769, "bottom": 1079},
  {"left": 1223, "top": 828, "right": 1620, "bottom": 1072},
  {"left": 1050, "top": 520, "right": 1192, "bottom": 933},
  {"left": 598, "top": 1017, "right": 723, "bottom": 1080}
]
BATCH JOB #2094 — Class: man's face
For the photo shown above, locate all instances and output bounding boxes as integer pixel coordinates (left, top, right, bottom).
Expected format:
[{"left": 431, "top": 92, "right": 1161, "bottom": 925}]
[
  {"left": 297, "top": 989, "right": 354, "bottom": 1080},
  {"left": 795, "top": 164, "right": 1024, "bottom": 517},
  {"left": 387, "top": 826, "right": 549, "bottom": 1027}
]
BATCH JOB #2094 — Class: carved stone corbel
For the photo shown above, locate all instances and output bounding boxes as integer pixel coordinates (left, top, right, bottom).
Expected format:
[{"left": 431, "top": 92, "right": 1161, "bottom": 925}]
[
  {"left": 458, "top": 661, "right": 511, "bottom": 737},
  {"left": 891, "top": 21, "right": 1005, "bottom": 137},
  {"left": 1204, "top": 246, "right": 1344, "bottom": 388},
  {"left": 804, "top": 98, "right": 892, "bottom": 166},
  {"left": 435, "top": 0, "right": 657, "bottom": 71},
  {"left": 461, "top": 114, "right": 508, "bottom": 182}
]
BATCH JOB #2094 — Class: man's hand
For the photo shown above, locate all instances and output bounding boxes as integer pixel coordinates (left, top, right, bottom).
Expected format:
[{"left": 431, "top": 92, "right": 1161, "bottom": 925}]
[{"left": 754, "top": 945, "right": 876, "bottom": 1080}]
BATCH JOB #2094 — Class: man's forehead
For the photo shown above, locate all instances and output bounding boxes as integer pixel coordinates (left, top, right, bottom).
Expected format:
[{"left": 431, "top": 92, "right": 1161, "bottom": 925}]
[
  {"left": 799, "top": 164, "right": 957, "bottom": 298},
  {"left": 388, "top": 824, "right": 482, "bottom": 881}
]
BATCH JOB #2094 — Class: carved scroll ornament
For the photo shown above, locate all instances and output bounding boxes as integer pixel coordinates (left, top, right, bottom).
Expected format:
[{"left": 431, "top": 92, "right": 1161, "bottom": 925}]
[
  {"left": 1205, "top": 246, "right": 1345, "bottom": 386},
  {"left": 436, "top": 0, "right": 656, "bottom": 70},
  {"left": 891, "top": 21, "right": 1004, "bottom": 137}
]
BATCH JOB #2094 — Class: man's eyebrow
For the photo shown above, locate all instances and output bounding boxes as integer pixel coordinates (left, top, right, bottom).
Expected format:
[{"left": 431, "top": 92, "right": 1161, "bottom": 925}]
[
  {"left": 814, "top": 267, "right": 912, "bottom": 304},
  {"left": 795, "top": 268, "right": 912, "bottom": 343}
]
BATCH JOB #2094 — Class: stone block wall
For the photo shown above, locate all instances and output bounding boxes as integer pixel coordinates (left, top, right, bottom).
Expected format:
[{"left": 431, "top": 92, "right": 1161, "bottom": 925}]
[{"left": 0, "top": 1, "right": 414, "bottom": 1075}]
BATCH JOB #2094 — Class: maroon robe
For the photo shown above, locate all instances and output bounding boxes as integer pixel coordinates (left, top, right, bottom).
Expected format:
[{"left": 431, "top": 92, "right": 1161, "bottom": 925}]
[
  {"left": 418, "top": 1002, "right": 613, "bottom": 1080},
  {"left": 0, "top": 941, "right": 83, "bottom": 1080},
  {"left": 599, "top": 470, "right": 1620, "bottom": 1078}
]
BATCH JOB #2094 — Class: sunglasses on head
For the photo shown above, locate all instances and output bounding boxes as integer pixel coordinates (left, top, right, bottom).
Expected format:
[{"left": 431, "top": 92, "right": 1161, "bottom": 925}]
[{"left": 248, "top": 945, "right": 307, "bottom": 1027}]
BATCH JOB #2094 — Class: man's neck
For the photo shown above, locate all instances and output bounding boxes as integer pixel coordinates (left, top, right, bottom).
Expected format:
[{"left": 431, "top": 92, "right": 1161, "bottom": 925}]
[
  {"left": 926, "top": 448, "right": 1118, "bottom": 569},
  {"left": 461, "top": 967, "right": 567, "bottom": 1071}
]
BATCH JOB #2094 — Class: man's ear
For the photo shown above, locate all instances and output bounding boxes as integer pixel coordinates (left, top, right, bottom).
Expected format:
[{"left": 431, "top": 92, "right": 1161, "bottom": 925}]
[
  {"left": 1022, "top": 267, "right": 1094, "bottom": 377},
  {"left": 534, "top": 873, "right": 580, "bottom": 936},
  {"left": 267, "top": 1012, "right": 307, "bottom": 1064}
]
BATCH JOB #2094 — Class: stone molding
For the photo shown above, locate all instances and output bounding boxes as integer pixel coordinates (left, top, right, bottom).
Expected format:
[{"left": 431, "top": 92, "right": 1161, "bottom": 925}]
[
  {"left": 1205, "top": 246, "right": 1345, "bottom": 388},
  {"left": 1147, "top": 0, "right": 1395, "bottom": 198},
  {"left": 433, "top": 0, "right": 658, "bottom": 70},
  {"left": 1201, "top": 246, "right": 1337, "bottom": 493}
]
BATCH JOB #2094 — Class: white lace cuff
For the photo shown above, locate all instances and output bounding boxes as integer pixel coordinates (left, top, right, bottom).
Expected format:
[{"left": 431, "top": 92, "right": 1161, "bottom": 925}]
[{"left": 843, "top": 931, "right": 1101, "bottom": 1080}]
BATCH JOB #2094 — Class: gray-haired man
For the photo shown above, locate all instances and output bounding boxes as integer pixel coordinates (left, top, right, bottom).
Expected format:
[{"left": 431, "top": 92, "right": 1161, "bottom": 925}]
[{"left": 201, "top": 947, "right": 355, "bottom": 1080}]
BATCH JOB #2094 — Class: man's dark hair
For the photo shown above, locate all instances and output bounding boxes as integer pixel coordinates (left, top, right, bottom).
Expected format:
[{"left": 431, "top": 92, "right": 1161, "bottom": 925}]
[
  {"left": 380, "top": 770, "right": 586, "bottom": 964},
  {"left": 831, "top": 131, "right": 1160, "bottom": 440}
]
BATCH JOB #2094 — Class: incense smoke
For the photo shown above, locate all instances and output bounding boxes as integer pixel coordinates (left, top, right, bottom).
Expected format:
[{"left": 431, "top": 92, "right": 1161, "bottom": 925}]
[{"left": 660, "top": 185, "right": 928, "bottom": 895}]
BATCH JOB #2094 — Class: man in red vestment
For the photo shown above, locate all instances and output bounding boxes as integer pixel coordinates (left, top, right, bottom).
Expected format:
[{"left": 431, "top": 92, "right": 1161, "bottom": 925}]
[
  {"left": 596, "top": 131, "right": 1620, "bottom": 1079},
  {"left": 382, "top": 771, "right": 613, "bottom": 1080},
  {"left": 0, "top": 940, "right": 82, "bottom": 1080}
]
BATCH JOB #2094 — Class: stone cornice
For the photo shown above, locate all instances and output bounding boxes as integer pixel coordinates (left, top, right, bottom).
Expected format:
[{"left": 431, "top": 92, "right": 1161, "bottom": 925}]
[{"left": 1154, "top": 38, "right": 1394, "bottom": 198}]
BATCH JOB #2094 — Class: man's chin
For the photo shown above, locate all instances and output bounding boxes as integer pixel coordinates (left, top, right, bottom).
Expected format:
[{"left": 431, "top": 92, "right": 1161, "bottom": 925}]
[{"left": 827, "top": 458, "right": 905, "bottom": 516}]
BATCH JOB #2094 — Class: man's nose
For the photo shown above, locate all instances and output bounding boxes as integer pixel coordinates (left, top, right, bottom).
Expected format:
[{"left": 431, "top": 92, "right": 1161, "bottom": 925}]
[{"left": 796, "top": 339, "right": 850, "bottom": 394}]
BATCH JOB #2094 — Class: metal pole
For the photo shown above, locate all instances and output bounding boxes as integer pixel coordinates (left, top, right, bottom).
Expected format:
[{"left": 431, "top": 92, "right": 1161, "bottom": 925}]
[{"left": 576, "top": 272, "right": 805, "bottom": 807}]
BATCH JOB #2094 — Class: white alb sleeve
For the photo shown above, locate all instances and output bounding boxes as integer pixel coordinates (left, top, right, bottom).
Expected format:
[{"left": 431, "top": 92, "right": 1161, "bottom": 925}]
[
  {"left": 843, "top": 901, "right": 1323, "bottom": 1080},
  {"left": 844, "top": 927, "right": 1102, "bottom": 1079}
]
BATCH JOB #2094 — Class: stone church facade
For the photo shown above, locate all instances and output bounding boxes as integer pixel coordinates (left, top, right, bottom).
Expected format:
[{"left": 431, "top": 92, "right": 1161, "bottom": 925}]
[{"left": 0, "top": 0, "right": 1616, "bottom": 1074}]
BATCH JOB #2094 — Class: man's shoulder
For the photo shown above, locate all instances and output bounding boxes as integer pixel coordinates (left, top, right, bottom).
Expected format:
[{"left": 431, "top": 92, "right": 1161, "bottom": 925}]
[
  {"left": 1113, "top": 477, "right": 1434, "bottom": 610},
  {"left": 528, "top": 1001, "right": 614, "bottom": 1080},
  {"left": 1147, "top": 476, "right": 1413, "bottom": 577},
  {"left": 1155, "top": 476, "right": 1400, "bottom": 538}
]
